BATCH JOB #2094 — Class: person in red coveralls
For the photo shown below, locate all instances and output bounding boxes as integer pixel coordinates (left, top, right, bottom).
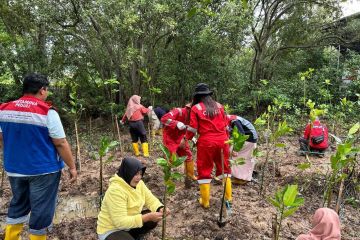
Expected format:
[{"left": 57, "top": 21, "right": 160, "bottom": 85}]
[
  {"left": 185, "top": 83, "right": 231, "bottom": 209},
  {"left": 121, "top": 95, "right": 151, "bottom": 157},
  {"left": 299, "top": 117, "right": 329, "bottom": 157},
  {"left": 161, "top": 104, "right": 197, "bottom": 181}
]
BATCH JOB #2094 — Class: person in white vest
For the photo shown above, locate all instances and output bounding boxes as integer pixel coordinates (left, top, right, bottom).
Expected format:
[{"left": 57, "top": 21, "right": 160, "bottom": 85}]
[{"left": 0, "top": 73, "right": 77, "bottom": 240}]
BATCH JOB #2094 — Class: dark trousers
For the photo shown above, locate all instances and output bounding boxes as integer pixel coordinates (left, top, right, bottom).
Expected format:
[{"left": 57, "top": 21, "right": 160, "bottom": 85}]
[
  {"left": 105, "top": 210, "right": 157, "bottom": 240},
  {"left": 129, "top": 120, "right": 147, "bottom": 143},
  {"left": 299, "top": 137, "right": 325, "bottom": 153},
  {"left": 7, "top": 172, "right": 61, "bottom": 235},
  {"left": 299, "top": 137, "right": 310, "bottom": 151}
]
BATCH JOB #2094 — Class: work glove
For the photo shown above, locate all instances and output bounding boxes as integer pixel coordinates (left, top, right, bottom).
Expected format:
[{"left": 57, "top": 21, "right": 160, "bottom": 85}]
[
  {"left": 191, "top": 137, "right": 197, "bottom": 145},
  {"left": 120, "top": 120, "right": 125, "bottom": 125},
  {"left": 148, "top": 106, "right": 153, "bottom": 110},
  {"left": 176, "top": 122, "right": 186, "bottom": 130}
]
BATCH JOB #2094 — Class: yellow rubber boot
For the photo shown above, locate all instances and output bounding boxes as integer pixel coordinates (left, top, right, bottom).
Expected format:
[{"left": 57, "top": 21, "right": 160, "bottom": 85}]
[
  {"left": 199, "top": 183, "right": 210, "bottom": 208},
  {"left": 132, "top": 143, "right": 140, "bottom": 156},
  {"left": 4, "top": 223, "right": 23, "bottom": 240},
  {"left": 142, "top": 142, "right": 149, "bottom": 157},
  {"left": 185, "top": 161, "right": 197, "bottom": 180},
  {"left": 29, "top": 234, "right": 46, "bottom": 240},
  {"left": 224, "top": 177, "right": 232, "bottom": 202}
]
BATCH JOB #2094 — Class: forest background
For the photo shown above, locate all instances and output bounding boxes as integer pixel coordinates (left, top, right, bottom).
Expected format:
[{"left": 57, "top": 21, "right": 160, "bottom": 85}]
[{"left": 0, "top": 0, "right": 359, "bottom": 130}]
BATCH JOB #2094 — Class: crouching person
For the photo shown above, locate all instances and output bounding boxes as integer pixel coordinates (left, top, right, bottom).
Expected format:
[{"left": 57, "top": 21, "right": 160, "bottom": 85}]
[
  {"left": 227, "top": 115, "right": 258, "bottom": 184},
  {"left": 97, "top": 157, "right": 169, "bottom": 240},
  {"left": 299, "top": 117, "right": 328, "bottom": 157}
]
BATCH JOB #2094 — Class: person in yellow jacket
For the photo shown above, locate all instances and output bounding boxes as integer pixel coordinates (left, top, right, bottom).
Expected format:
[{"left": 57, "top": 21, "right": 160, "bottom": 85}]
[{"left": 97, "top": 157, "right": 169, "bottom": 240}]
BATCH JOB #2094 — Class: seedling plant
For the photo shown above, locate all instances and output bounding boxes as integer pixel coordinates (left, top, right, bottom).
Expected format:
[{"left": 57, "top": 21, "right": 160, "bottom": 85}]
[
  {"left": 323, "top": 122, "right": 359, "bottom": 212},
  {"left": 92, "top": 136, "right": 119, "bottom": 203},
  {"left": 255, "top": 99, "right": 292, "bottom": 196},
  {"left": 268, "top": 184, "right": 304, "bottom": 240},
  {"left": 156, "top": 144, "right": 186, "bottom": 240}
]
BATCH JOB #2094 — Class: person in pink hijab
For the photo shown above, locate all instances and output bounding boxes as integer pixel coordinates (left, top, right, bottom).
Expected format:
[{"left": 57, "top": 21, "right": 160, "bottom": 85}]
[
  {"left": 121, "top": 95, "right": 151, "bottom": 157},
  {"left": 296, "top": 208, "right": 341, "bottom": 240}
]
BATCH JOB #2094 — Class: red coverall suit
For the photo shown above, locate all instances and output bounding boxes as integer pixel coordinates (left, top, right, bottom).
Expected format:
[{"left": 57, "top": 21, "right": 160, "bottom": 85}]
[
  {"left": 303, "top": 120, "right": 329, "bottom": 150},
  {"left": 185, "top": 102, "right": 231, "bottom": 208},
  {"left": 161, "top": 107, "right": 197, "bottom": 180}
]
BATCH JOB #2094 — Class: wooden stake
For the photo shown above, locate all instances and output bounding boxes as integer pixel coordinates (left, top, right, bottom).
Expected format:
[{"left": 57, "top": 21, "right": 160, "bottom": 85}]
[
  {"left": 115, "top": 115, "right": 123, "bottom": 154},
  {"left": 74, "top": 120, "right": 81, "bottom": 172},
  {"left": 335, "top": 178, "right": 345, "bottom": 214}
]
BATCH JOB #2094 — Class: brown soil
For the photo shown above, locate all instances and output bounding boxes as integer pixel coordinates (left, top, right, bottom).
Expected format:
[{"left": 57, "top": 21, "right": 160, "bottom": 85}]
[{"left": 0, "top": 133, "right": 359, "bottom": 240}]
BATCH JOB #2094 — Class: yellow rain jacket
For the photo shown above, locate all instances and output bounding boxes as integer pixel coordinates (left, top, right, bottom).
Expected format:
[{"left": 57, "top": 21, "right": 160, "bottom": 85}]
[{"left": 97, "top": 174, "right": 163, "bottom": 235}]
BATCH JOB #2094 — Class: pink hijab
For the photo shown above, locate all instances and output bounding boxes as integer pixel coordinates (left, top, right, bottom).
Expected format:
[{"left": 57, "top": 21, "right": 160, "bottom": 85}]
[
  {"left": 125, "top": 95, "right": 144, "bottom": 119},
  {"left": 296, "top": 208, "right": 341, "bottom": 240}
]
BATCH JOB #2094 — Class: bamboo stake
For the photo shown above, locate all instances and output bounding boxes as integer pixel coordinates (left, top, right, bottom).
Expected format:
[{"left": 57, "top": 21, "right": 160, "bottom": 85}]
[
  {"left": 74, "top": 120, "right": 81, "bottom": 172},
  {"left": 335, "top": 178, "right": 345, "bottom": 214},
  {"left": 115, "top": 115, "right": 123, "bottom": 154}
]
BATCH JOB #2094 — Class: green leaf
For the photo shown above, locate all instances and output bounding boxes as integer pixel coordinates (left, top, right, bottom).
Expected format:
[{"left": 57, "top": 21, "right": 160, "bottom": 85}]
[
  {"left": 283, "top": 185, "right": 298, "bottom": 206},
  {"left": 231, "top": 127, "right": 249, "bottom": 152},
  {"left": 159, "top": 144, "right": 171, "bottom": 160},
  {"left": 297, "top": 162, "right": 311, "bottom": 170},
  {"left": 289, "top": 197, "right": 304, "bottom": 207},
  {"left": 268, "top": 197, "right": 281, "bottom": 208},
  {"left": 150, "top": 87, "right": 162, "bottom": 94},
  {"left": 275, "top": 188, "right": 284, "bottom": 203},
  {"left": 171, "top": 172, "right": 183, "bottom": 180},
  {"left": 254, "top": 117, "right": 266, "bottom": 126},
  {"left": 172, "top": 156, "right": 186, "bottom": 167},
  {"left": 156, "top": 158, "right": 168, "bottom": 167},
  {"left": 306, "top": 99, "right": 315, "bottom": 110},
  {"left": 69, "top": 92, "right": 76, "bottom": 100},
  {"left": 330, "top": 155, "right": 340, "bottom": 170},
  {"left": 275, "top": 143, "right": 286, "bottom": 148},
  {"left": 108, "top": 141, "right": 119, "bottom": 149},
  {"left": 166, "top": 181, "right": 176, "bottom": 194},
  {"left": 187, "top": 7, "right": 197, "bottom": 18},
  {"left": 283, "top": 207, "right": 299, "bottom": 218},
  {"left": 348, "top": 122, "right": 360, "bottom": 136},
  {"left": 253, "top": 149, "right": 264, "bottom": 157}
]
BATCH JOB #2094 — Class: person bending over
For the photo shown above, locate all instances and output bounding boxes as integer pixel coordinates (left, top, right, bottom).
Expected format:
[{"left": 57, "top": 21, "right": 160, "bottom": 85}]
[{"left": 121, "top": 95, "right": 151, "bottom": 157}]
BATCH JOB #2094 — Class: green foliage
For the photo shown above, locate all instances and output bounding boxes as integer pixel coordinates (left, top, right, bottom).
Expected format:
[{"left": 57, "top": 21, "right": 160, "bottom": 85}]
[
  {"left": 306, "top": 99, "right": 326, "bottom": 122},
  {"left": 157, "top": 144, "right": 186, "bottom": 194},
  {"left": 269, "top": 185, "right": 304, "bottom": 240},
  {"left": 0, "top": 71, "right": 20, "bottom": 102},
  {"left": 323, "top": 122, "right": 360, "bottom": 207},
  {"left": 226, "top": 126, "right": 249, "bottom": 152},
  {"left": 255, "top": 100, "right": 293, "bottom": 195},
  {"left": 98, "top": 137, "right": 119, "bottom": 158}
]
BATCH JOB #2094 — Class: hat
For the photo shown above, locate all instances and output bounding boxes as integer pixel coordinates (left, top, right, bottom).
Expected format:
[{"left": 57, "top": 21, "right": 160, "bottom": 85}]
[{"left": 193, "top": 83, "right": 213, "bottom": 97}]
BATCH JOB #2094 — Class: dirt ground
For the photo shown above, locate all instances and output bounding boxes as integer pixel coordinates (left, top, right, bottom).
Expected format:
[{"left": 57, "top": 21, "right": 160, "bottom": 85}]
[{"left": 0, "top": 131, "right": 359, "bottom": 240}]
